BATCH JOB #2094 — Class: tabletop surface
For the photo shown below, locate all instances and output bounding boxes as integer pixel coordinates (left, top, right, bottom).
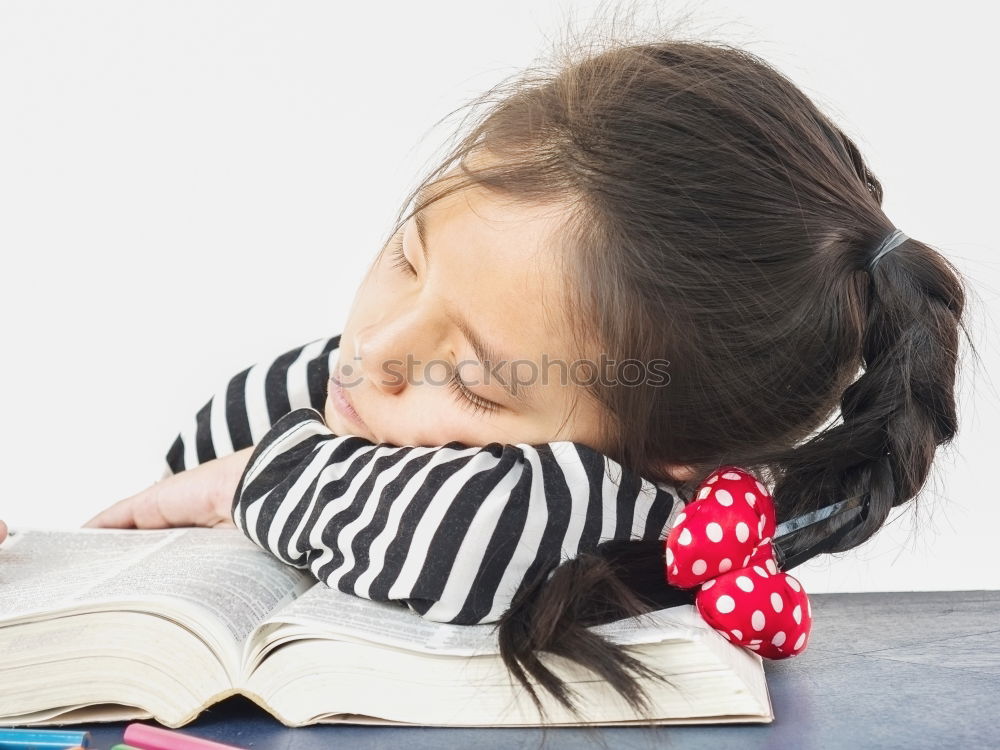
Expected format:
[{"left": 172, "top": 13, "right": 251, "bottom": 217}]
[{"left": 60, "top": 590, "right": 1000, "bottom": 749}]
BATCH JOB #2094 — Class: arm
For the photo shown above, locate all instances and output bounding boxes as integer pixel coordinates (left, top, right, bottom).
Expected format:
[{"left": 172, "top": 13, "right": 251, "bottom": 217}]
[
  {"left": 162, "top": 333, "right": 342, "bottom": 476},
  {"left": 232, "top": 407, "right": 682, "bottom": 625},
  {"left": 84, "top": 334, "right": 342, "bottom": 528},
  {"left": 88, "top": 327, "right": 681, "bottom": 625}
]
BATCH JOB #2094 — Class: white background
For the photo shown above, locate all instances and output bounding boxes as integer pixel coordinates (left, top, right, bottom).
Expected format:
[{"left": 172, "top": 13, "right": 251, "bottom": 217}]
[{"left": 1, "top": 0, "right": 996, "bottom": 593}]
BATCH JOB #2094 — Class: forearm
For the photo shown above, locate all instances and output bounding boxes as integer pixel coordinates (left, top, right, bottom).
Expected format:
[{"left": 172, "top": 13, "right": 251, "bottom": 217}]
[{"left": 231, "top": 408, "right": 681, "bottom": 625}]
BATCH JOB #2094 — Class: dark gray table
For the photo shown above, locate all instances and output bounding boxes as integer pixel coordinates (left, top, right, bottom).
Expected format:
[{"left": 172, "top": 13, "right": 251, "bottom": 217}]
[{"left": 73, "top": 591, "right": 1000, "bottom": 748}]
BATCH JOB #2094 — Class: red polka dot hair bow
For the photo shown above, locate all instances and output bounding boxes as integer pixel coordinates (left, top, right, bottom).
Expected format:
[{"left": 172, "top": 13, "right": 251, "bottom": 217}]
[{"left": 664, "top": 466, "right": 812, "bottom": 659}]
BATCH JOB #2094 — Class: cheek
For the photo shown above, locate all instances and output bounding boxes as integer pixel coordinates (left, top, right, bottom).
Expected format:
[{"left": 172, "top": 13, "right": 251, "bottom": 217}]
[
  {"left": 407, "top": 402, "right": 542, "bottom": 448},
  {"left": 373, "top": 394, "right": 509, "bottom": 448},
  {"left": 379, "top": 401, "right": 474, "bottom": 447}
]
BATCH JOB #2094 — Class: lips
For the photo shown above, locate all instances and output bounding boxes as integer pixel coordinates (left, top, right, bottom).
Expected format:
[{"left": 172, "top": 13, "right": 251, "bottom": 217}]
[{"left": 329, "top": 374, "right": 368, "bottom": 429}]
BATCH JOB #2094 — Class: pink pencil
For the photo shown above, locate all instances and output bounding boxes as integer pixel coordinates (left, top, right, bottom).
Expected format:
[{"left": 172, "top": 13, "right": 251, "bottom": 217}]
[{"left": 123, "top": 723, "right": 248, "bottom": 750}]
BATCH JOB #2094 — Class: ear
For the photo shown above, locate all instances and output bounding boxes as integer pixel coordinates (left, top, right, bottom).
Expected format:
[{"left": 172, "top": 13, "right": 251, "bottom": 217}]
[{"left": 657, "top": 462, "right": 698, "bottom": 484}]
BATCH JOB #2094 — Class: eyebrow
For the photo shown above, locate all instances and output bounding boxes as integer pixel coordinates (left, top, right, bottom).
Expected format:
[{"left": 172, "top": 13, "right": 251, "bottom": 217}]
[{"left": 411, "top": 187, "right": 536, "bottom": 406}]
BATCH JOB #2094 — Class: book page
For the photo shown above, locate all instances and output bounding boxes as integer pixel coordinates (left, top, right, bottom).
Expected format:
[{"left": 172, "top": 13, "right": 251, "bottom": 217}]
[
  {"left": 253, "top": 583, "right": 707, "bottom": 657},
  {"left": 0, "top": 528, "right": 313, "bottom": 645},
  {"left": 0, "top": 528, "right": 178, "bottom": 618},
  {"left": 589, "top": 604, "right": 708, "bottom": 645},
  {"left": 255, "top": 584, "right": 500, "bottom": 656}
]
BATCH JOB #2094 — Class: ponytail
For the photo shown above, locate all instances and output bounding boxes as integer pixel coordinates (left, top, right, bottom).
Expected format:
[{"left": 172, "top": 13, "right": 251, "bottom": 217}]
[
  {"left": 493, "top": 232, "right": 973, "bottom": 721},
  {"left": 767, "top": 231, "right": 968, "bottom": 557}
]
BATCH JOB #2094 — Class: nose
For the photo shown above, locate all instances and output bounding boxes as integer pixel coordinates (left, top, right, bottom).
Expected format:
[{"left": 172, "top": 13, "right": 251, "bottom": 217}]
[{"left": 353, "top": 310, "right": 446, "bottom": 397}]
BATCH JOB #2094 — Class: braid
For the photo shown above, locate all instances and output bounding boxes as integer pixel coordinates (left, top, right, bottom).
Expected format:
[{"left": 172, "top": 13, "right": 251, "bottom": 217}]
[{"left": 770, "top": 231, "right": 967, "bottom": 556}]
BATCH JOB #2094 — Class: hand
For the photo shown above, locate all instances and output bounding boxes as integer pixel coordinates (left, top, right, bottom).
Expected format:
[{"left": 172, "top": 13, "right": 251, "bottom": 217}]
[
  {"left": 0, "top": 519, "right": 7, "bottom": 544},
  {"left": 83, "top": 446, "right": 256, "bottom": 529}
]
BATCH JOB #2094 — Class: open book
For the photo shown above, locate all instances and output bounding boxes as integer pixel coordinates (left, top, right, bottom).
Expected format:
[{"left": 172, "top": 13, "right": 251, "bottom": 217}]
[{"left": 0, "top": 528, "right": 772, "bottom": 727}]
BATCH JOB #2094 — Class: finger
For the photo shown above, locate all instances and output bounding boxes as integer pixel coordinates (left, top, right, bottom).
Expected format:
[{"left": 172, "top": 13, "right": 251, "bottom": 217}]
[
  {"left": 141, "top": 481, "right": 215, "bottom": 528},
  {"left": 86, "top": 483, "right": 183, "bottom": 529},
  {"left": 127, "top": 484, "right": 181, "bottom": 528},
  {"left": 0, "top": 519, "right": 7, "bottom": 544},
  {"left": 82, "top": 496, "right": 140, "bottom": 528},
  {"left": 130, "top": 477, "right": 219, "bottom": 529},
  {"left": 84, "top": 461, "right": 234, "bottom": 530}
]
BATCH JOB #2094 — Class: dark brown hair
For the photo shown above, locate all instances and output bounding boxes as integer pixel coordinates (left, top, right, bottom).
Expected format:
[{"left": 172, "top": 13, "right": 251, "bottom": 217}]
[{"left": 375, "top": 7, "right": 978, "bottom": 722}]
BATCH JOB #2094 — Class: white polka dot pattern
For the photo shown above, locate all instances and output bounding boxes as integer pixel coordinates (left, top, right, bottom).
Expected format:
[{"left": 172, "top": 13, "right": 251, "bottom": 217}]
[
  {"left": 716, "top": 595, "right": 736, "bottom": 614},
  {"left": 664, "top": 465, "right": 812, "bottom": 659}
]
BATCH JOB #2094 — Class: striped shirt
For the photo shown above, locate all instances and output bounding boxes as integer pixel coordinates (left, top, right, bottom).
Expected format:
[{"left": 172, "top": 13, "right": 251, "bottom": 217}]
[{"left": 163, "top": 333, "right": 683, "bottom": 625}]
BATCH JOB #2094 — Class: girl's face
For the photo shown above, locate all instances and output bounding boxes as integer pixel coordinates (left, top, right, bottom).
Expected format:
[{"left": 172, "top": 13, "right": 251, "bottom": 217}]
[
  {"left": 325, "top": 172, "right": 598, "bottom": 449},
  {"left": 323, "top": 166, "right": 695, "bottom": 481}
]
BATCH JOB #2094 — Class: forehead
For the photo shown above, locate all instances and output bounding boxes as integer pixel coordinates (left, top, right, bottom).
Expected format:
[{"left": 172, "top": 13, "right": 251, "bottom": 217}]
[{"left": 419, "top": 180, "right": 581, "bottom": 365}]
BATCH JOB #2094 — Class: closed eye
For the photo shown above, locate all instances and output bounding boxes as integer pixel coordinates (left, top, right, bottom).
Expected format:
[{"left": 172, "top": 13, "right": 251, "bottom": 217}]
[
  {"left": 447, "top": 369, "right": 501, "bottom": 417},
  {"left": 389, "top": 233, "right": 417, "bottom": 278}
]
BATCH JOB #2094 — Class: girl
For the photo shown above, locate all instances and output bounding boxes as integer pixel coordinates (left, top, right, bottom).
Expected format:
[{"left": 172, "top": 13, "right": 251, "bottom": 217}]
[{"left": 85, "top": 33, "right": 971, "bottom": 719}]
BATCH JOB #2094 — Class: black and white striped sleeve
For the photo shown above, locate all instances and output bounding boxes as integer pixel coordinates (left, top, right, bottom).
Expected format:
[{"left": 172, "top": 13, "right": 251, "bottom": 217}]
[
  {"left": 232, "top": 407, "right": 682, "bottom": 625},
  {"left": 161, "top": 334, "right": 342, "bottom": 478}
]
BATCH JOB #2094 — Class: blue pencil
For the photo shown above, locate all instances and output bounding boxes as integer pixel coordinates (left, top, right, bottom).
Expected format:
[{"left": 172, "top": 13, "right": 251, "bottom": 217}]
[{"left": 0, "top": 728, "right": 90, "bottom": 749}]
